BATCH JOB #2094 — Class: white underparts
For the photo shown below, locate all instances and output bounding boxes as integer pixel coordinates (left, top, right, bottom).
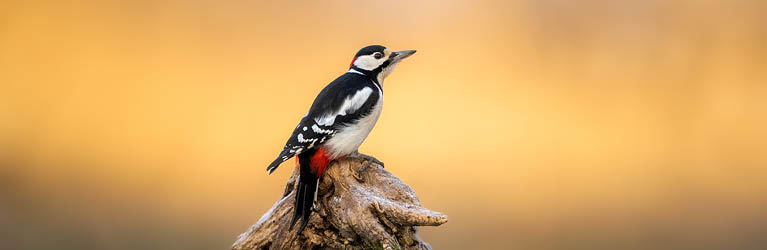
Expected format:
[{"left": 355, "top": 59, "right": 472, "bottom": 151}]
[
  {"left": 378, "top": 61, "right": 399, "bottom": 84},
  {"left": 324, "top": 82, "right": 383, "bottom": 159}
]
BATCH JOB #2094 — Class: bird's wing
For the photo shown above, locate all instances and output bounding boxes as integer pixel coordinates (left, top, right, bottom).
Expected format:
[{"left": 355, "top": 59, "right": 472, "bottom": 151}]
[{"left": 267, "top": 74, "right": 380, "bottom": 173}]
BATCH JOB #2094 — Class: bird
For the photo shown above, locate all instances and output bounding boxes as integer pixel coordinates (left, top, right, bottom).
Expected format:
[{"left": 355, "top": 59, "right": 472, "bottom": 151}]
[{"left": 265, "top": 45, "right": 416, "bottom": 235}]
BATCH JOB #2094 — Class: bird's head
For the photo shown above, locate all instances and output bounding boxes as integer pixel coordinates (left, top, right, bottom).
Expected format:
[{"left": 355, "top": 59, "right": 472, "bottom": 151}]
[{"left": 348, "top": 45, "right": 416, "bottom": 83}]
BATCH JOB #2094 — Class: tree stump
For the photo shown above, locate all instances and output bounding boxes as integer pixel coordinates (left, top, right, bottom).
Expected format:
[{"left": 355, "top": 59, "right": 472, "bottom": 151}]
[{"left": 231, "top": 157, "right": 448, "bottom": 250}]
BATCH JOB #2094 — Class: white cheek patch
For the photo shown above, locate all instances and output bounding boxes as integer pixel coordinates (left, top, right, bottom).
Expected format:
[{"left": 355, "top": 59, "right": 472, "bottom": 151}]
[{"left": 353, "top": 55, "right": 384, "bottom": 71}]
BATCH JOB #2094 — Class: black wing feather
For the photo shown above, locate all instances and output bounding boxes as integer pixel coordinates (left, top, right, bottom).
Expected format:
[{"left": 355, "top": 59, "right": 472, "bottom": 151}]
[{"left": 266, "top": 73, "right": 380, "bottom": 173}]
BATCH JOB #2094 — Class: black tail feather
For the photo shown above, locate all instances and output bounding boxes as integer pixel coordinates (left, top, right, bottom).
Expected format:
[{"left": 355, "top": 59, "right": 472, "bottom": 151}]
[
  {"left": 289, "top": 177, "right": 304, "bottom": 228},
  {"left": 289, "top": 151, "right": 319, "bottom": 236},
  {"left": 266, "top": 157, "right": 284, "bottom": 174}
]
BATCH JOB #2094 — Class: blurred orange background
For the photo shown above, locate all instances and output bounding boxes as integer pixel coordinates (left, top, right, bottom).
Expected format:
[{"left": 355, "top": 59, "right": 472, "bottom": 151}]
[{"left": 1, "top": 0, "right": 766, "bottom": 249}]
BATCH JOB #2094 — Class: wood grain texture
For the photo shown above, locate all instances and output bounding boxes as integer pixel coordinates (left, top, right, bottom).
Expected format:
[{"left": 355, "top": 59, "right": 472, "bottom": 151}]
[{"left": 232, "top": 157, "right": 447, "bottom": 250}]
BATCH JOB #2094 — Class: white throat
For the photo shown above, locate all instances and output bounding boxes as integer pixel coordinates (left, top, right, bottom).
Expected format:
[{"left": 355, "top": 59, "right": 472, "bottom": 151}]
[{"left": 377, "top": 61, "right": 399, "bottom": 84}]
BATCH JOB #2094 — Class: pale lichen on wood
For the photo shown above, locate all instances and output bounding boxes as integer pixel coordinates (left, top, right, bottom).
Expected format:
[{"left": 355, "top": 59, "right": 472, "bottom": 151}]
[{"left": 232, "top": 157, "right": 447, "bottom": 250}]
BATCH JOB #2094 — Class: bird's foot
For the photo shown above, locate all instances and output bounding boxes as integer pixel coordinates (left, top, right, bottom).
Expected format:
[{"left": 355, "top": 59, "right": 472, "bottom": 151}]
[
  {"left": 353, "top": 160, "right": 375, "bottom": 183},
  {"left": 350, "top": 152, "right": 383, "bottom": 182},
  {"left": 351, "top": 151, "right": 384, "bottom": 168}
]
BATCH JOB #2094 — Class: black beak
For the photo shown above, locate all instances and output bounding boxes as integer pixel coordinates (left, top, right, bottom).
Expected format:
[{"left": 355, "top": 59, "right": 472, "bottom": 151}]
[{"left": 390, "top": 50, "right": 417, "bottom": 62}]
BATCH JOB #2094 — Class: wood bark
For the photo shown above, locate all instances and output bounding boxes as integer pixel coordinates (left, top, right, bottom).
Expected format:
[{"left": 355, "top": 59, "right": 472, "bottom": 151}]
[{"left": 231, "top": 157, "right": 448, "bottom": 250}]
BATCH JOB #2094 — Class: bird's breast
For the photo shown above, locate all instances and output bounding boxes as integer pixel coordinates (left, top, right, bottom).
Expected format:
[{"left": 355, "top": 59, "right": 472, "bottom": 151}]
[{"left": 324, "top": 91, "right": 383, "bottom": 159}]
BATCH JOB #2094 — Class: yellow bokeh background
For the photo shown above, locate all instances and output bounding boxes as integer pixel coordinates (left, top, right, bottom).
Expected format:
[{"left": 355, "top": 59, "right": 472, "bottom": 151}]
[{"left": 1, "top": 0, "right": 766, "bottom": 249}]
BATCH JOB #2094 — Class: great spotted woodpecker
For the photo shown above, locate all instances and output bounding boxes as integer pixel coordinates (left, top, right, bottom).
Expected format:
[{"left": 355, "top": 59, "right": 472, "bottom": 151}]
[{"left": 266, "top": 45, "right": 416, "bottom": 235}]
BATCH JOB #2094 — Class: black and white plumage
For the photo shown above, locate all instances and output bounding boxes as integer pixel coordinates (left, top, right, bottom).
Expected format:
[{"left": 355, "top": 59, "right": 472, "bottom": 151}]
[
  {"left": 264, "top": 45, "right": 416, "bottom": 235},
  {"left": 266, "top": 72, "right": 382, "bottom": 173}
]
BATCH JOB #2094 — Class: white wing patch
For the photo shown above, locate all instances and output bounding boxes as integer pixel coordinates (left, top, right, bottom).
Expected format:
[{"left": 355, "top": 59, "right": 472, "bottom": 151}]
[
  {"left": 314, "top": 87, "right": 373, "bottom": 126},
  {"left": 297, "top": 133, "right": 318, "bottom": 144},
  {"left": 323, "top": 83, "right": 384, "bottom": 159},
  {"left": 312, "top": 124, "right": 334, "bottom": 134}
]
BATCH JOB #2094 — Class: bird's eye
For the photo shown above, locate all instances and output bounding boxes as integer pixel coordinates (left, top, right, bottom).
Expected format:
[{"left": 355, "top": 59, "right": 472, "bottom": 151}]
[{"left": 373, "top": 52, "right": 383, "bottom": 59}]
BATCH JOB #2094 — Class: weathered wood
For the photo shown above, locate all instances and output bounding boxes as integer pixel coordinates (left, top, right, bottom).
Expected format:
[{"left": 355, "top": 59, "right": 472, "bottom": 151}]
[{"left": 232, "top": 157, "right": 447, "bottom": 250}]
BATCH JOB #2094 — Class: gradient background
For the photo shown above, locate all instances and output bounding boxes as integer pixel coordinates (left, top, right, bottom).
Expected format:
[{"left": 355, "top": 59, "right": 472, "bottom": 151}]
[{"left": 2, "top": 0, "right": 766, "bottom": 249}]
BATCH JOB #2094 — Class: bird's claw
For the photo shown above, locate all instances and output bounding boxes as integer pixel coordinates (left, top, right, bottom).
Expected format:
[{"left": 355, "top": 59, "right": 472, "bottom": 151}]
[
  {"left": 353, "top": 161, "right": 368, "bottom": 182},
  {"left": 353, "top": 152, "right": 384, "bottom": 168},
  {"left": 353, "top": 171, "right": 365, "bottom": 182}
]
